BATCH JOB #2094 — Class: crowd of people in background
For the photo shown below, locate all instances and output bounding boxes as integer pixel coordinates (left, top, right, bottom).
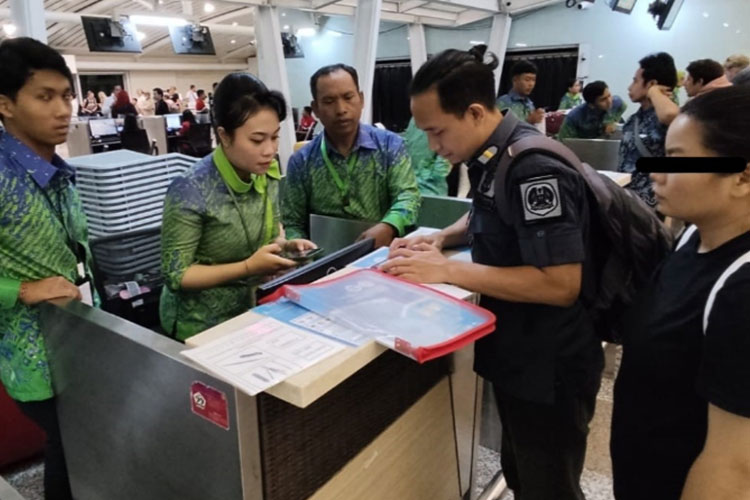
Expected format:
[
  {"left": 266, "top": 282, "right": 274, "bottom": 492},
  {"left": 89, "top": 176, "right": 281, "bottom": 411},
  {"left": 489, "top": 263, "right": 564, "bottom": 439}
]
[{"left": 76, "top": 83, "right": 214, "bottom": 119}]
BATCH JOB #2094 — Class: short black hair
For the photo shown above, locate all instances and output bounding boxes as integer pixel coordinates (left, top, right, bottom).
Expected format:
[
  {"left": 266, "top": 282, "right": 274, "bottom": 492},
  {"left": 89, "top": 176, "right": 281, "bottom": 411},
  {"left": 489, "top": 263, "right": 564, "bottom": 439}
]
[
  {"left": 197, "top": 89, "right": 205, "bottom": 97},
  {"left": 410, "top": 44, "right": 499, "bottom": 117},
  {"left": 686, "top": 59, "right": 724, "bottom": 86},
  {"left": 212, "top": 72, "right": 287, "bottom": 138},
  {"left": 567, "top": 78, "right": 581, "bottom": 89},
  {"left": 639, "top": 52, "right": 677, "bottom": 88},
  {"left": 0, "top": 37, "right": 73, "bottom": 102},
  {"left": 180, "top": 109, "right": 196, "bottom": 124},
  {"left": 680, "top": 86, "right": 750, "bottom": 163},
  {"left": 303, "top": 106, "right": 313, "bottom": 113},
  {"left": 583, "top": 80, "right": 608, "bottom": 104},
  {"left": 153, "top": 87, "right": 164, "bottom": 97},
  {"left": 310, "top": 64, "right": 359, "bottom": 100},
  {"left": 510, "top": 60, "right": 538, "bottom": 78}
]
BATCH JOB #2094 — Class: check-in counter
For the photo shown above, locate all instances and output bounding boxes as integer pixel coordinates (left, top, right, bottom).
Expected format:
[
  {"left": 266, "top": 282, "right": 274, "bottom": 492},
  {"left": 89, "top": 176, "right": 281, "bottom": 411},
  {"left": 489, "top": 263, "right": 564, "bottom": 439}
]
[
  {"left": 138, "top": 116, "right": 168, "bottom": 156},
  {"left": 40, "top": 199, "right": 486, "bottom": 500},
  {"left": 66, "top": 121, "right": 93, "bottom": 157}
]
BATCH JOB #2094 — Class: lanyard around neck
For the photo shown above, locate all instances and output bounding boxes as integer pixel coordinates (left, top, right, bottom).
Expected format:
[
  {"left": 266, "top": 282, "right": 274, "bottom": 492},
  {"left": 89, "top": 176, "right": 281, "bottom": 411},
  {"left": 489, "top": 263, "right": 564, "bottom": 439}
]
[{"left": 320, "top": 136, "right": 358, "bottom": 197}]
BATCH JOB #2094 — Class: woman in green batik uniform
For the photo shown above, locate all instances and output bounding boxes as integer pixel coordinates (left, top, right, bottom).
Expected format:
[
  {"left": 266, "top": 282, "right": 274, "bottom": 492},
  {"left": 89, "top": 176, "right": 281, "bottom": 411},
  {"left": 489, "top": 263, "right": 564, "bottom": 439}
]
[{"left": 160, "top": 73, "right": 315, "bottom": 341}]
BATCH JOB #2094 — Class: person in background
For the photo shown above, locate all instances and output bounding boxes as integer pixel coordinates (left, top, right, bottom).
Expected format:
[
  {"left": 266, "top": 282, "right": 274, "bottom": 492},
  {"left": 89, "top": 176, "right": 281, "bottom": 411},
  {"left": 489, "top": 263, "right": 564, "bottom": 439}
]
[
  {"left": 160, "top": 72, "right": 315, "bottom": 341},
  {"left": 0, "top": 37, "right": 97, "bottom": 500},
  {"left": 732, "top": 66, "right": 750, "bottom": 87},
  {"left": 210, "top": 81, "right": 218, "bottom": 108},
  {"left": 168, "top": 93, "right": 182, "bottom": 113},
  {"left": 558, "top": 78, "right": 583, "bottom": 110},
  {"left": 100, "top": 84, "right": 121, "bottom": 118},
  {"left": 557, "top": 80, "right": 627, "bottom": 140},
  {"left": 401, "top": 116, "right": 452, "bottom": 196},
  {"left": 110, "top": 89, "right": 137, "bottom": 118},
  {"left": 671, "top": 69, "right": 685, "bottom": 105},
  {"left": 611, "top": 85, "right": 750, "bottom": 500},
  {"left": 153, "top": 88, "right": 169, "bottom": 116},
  {"left": 195, "top": 89, "right": 207, "bottom": 112},
  {"left": 121, "top": 113, "right": 140, "bottom": 134},
  {"left": 496, "top": 60, "right": 545, "bottom": 125},
  {"left": 177, "top": 109, "right": 196, "bottom": 136},
  {"left": 80, "top": 90, "right": 100, "bottom": 116},
  {"left": 282, "top": 63, "right": 421, "bottom": 248},
  {"left": 139, "top": 90, "right": 155, "bottom": 116},
  {"left": 384, "top": 44, "right": 603, "bottom": 500},
  {"left": 168, "top": 85, "right": 181, "bottom": 105},
  {"left": 617, "top": 52, "right": 680, "bottom": 208},
  {"left": 724, "top": 53, "right": 750, "bottom": 82},
  {"left": 296, "top": 105, "right": 316, "bottom": 141},
  {"left": 186, "top": 84, "right": 198, "bottom": 110},
  {"left": 684, "top": 59, "right": 732, "bottom": 98}
]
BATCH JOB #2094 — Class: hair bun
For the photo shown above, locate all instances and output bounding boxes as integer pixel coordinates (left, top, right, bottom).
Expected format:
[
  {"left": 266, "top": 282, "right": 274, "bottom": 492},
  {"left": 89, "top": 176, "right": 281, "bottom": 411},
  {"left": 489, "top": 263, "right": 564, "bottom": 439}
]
[{"left": 468, "top": 44, "right": 488, "bottom": 61}]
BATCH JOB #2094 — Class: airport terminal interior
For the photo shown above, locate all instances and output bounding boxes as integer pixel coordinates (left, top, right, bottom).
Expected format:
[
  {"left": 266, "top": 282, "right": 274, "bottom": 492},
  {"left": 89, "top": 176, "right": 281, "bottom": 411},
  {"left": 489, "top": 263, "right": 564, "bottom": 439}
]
[{"left": 1, "top": 0, "right": 750, "bottom": 499}]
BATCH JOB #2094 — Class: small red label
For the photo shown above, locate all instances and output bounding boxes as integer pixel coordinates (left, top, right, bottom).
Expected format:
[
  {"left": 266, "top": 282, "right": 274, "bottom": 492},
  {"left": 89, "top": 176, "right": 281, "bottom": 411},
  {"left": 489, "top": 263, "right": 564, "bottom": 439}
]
[{"left": 190, "top": 382, "right": 230, "bottom": 431}]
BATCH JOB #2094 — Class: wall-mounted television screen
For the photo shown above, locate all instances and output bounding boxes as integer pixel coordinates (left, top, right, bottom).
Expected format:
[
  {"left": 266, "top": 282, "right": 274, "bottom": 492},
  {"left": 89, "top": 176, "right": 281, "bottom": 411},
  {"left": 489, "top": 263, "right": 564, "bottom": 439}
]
[
  {"left": 168, "top": 25, "right": 216, "bottom": 55},
  {"left": 82, "top": 16, "right": 142, "bottom": 53}
]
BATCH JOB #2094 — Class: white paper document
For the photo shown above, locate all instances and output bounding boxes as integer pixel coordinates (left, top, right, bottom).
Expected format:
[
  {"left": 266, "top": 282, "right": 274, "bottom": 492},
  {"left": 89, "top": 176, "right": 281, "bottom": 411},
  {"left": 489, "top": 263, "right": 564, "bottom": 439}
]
[{"left": 181, "top": 317, "right": 345, "bottom": 396}]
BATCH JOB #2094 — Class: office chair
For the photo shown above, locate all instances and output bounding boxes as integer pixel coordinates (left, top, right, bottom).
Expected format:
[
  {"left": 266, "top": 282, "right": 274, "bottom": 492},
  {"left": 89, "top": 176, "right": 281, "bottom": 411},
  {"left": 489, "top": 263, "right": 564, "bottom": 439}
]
[
  {"left": 176, "top": 123, "right": 213, "bottom": 157},
  {"left": 120, "top": 129, "right": 158, "bottom": 155}
]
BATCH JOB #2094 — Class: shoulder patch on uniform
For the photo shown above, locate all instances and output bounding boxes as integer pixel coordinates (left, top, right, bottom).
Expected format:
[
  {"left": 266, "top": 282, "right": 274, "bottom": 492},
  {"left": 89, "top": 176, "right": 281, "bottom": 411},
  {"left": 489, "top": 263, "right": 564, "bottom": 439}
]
[{"left": 520, "top": 176, "right": 563, "bottom": 223}]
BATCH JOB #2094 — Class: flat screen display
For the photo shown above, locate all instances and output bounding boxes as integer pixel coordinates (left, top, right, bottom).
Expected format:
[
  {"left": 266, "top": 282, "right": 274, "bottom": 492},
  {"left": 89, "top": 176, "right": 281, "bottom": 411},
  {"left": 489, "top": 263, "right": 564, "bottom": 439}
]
[
  {"left": 165, "top": 114, "right": 182, "bottom": 130},
  {"left": 168, "top": 25, "right": 216, "bottom": 55},
  {"left": 89, "top": 118, "right": 118, "bottom": 137},
  {"left": 82, "top": 16, "right": 142, "bottom": 53}
]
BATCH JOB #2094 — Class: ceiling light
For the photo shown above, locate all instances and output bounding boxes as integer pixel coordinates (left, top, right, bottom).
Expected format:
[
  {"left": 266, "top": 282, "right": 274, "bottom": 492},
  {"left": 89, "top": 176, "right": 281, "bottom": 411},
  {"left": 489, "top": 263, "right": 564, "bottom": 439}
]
[
  {"left": 131, "top": 15, "right": 188, "bottom": 27},
  {"left": 296, "top": 27, "right": 316, "bottom": 37},
  {"left": 326, "top": 30, "right": 342, "bottom": 37},
  {"left": 230, "top": 39, "right": 236, "bottom": 44},
  {"left": 136, "top": 31, "right": 146, "bottom": 40},
  {"left": 723, "top": 22, "right": 729, "bottom": 27},
  {"left": 702, "top": 12, "right": 709, "bottom": 18},
  {"left": 204, "top": 3, "right": 215, "bottom": 13},
  {"left": 2, "top": 24, "right": 17, "bottom": 37},
  {"left": 281, "top": 12, "right": 286, "bottom": 17},
  {"left": 470, "top": 40, "right": 485, "bottom": 45},
  {"left": 515, "top": 42, "right": 528, "bottom": 47},
  {"left": 232, "top": 21, "right": 238, "bottom": 26},
  {"left": 598, "top": 54, "right": 604, "bottom": 58},
  {"left": 283, "top": 25, "right": 290, "bottom": 30}
]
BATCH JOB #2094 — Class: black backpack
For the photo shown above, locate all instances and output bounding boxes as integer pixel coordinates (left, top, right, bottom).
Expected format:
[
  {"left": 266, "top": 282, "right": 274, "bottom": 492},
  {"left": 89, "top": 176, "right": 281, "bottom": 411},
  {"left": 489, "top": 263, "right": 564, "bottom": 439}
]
[{"left": 493, "top": 135, "right": 673, "bottom": 343}]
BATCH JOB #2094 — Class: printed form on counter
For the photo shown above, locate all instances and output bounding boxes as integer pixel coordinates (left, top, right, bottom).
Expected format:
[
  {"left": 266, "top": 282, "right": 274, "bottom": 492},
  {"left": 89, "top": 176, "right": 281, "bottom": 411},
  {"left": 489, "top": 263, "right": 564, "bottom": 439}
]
[{"left": 182, "top": 317, "right": 345, "bottom": 396}]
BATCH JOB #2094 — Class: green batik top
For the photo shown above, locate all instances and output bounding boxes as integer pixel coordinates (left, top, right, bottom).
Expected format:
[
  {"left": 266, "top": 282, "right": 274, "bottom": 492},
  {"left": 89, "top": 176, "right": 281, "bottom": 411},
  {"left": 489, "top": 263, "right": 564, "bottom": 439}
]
[
  {"left": 496, "top": 90, "right": 535, "bottom": 122},
  {"left": 401, "top": 118, "right": 452, "bottom": 197},
  {"left": 159, "top": 146, "right": 281, "bottom": 341},
  {"left": 282, "top": 123, "right": 421, "bottom": 240},
  {"left": 558, "top": 92, "right": 583, "bottom": 111},
  {"left": 0, "top": 132, "right": 96, "bottom": 402}
]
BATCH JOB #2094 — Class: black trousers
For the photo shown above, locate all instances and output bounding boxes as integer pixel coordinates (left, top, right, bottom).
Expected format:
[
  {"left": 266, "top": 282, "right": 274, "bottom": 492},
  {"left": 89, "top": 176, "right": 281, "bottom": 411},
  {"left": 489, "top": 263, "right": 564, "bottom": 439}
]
[
  {"left": 493, "top": 382, "right": 600, "bottom": 500},
  {"left": 16, "top": 398, "right": 73, "bottom": 500}
]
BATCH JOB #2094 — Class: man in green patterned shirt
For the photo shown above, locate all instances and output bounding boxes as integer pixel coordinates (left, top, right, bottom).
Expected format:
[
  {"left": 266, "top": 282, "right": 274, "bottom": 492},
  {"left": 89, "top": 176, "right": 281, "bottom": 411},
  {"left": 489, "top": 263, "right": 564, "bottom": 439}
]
[
  {"left": 401, "top": 117, "right": 452, "bottom": 196},
  {"left": 282, "top": 64, "right": 421, "bottom": 248},
  {"left": 0, "top": 37, "right": 93, "bottom": 500},
  {"left": 496, "top": 60, "right": 545, "bottom": 126}
]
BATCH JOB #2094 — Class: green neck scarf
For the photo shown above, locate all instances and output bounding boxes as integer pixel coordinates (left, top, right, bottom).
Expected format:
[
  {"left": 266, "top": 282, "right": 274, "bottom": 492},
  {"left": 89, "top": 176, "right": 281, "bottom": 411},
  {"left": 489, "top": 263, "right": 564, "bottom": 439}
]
[
  {"left": 212, "top": 144, "right": 280, "bottom": 194},
  {"left": 213, "top": 145, "right": 280, "bottom": 245}
]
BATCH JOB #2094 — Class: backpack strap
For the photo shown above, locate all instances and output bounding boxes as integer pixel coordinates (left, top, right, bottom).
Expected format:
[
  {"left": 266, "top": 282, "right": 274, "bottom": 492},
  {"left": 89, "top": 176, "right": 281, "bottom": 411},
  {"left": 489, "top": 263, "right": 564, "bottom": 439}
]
[
  {"left": 675, "top": 225, "right": 698, "bottom": 251},
  {"left": 495, "top": 135, "right": 612, "bottom": 225},
  {"left": 632, "top": 116, "right": 655, "bottom": 159},
  {"left": 704, "top": 250, "right": 750, "bottom": 334}
]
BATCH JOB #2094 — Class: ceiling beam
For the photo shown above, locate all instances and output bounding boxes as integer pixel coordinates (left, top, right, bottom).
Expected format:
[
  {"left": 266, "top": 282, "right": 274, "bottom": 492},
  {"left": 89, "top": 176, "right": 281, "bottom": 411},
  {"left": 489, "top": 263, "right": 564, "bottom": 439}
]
[
  {"left": 312, "top": 0, "right": 342, "bottom": 8},
  {"left": 204, "top": 6, "right": 254, "bottom": 24},
  {"left": 402, "top": 7, "right": 457, "bottom": 20},
  {"left": 220, "top": 43, "right": 255, "bottom": 61},
  {"left": 399, "top": 0, "right": 427, "bottom": 13},
  {"left": 454, "top": 8, "right": 493, "bottom": 26},
  {"left": 425, "top": 0, "right": 500, "bottom": 13}
]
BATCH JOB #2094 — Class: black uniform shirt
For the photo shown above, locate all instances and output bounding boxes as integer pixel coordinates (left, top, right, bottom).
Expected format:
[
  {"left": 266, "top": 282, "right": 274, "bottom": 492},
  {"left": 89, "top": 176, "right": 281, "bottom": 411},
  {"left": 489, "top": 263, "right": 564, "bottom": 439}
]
[
  {"left": 469, "top": 111, "right": 603, "bottom": 405},
  {"left": 611, "top": 229, "right": 750, "bottom": 500}
]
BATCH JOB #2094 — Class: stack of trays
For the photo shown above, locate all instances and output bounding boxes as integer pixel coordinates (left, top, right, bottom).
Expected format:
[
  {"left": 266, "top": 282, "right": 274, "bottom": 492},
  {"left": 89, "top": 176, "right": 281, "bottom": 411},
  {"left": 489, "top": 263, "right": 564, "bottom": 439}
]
[{"left": 70, "top": 150, "right": 195, "bottom": 278}]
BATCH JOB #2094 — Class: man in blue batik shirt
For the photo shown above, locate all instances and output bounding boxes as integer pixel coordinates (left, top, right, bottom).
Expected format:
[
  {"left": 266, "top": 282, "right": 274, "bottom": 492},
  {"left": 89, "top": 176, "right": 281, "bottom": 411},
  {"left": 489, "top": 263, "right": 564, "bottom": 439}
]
[
  {"left": 618, "top": 53, "right": 680, "bottom": 208},
  {"left": 558, "top": 81, "right": 627, "bottom": 140},
  {"left": 496, "top": 60, "right": 546, "bottom": 126}
]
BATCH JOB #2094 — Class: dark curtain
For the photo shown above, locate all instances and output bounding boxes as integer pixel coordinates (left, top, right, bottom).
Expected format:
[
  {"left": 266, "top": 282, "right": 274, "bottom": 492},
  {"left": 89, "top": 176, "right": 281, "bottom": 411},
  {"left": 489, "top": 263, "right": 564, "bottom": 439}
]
[
  {"left": 498, "top": 48, "right": 579, "bottom": 111},
  {"left": 372, "top": 61, "right": 413, "bottom": 133}
]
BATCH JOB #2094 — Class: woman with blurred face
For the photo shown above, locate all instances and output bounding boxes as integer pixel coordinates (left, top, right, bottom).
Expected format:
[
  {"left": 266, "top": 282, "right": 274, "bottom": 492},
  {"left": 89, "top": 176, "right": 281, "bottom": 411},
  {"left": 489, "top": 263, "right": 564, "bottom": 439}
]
[
  {"left": 159, "top": 73, "right": 315, "bottom": 341},
  {"left": 611, "top": 85, "right": 750, "bottom": 500}
]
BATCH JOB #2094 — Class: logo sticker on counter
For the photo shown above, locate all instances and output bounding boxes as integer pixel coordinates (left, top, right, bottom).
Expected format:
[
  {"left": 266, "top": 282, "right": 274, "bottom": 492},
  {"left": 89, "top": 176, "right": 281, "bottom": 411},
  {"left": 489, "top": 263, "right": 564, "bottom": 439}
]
[{"left": 190, "top": 381, "right": 230, "bottom": 431}]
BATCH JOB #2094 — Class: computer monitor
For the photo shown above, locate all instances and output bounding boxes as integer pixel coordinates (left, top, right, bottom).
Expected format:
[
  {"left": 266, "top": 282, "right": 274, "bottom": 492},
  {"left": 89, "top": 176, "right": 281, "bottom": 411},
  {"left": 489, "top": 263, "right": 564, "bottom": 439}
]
[
  {"left": 165, "top": 114, "right": 182, "bottom": 131},
  {"left": 89, "top": 118, "right": 118, "bottom": 138},
  {"left": 256, "top": 238, "right": 375, "bottom": 300}
]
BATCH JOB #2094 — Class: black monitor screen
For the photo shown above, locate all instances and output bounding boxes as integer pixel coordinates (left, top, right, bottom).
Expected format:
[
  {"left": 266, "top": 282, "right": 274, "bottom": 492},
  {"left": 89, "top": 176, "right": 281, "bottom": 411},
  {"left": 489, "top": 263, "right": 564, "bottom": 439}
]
[
  {"left": 89, "top": 119, "right": 118, "bottom": 138},
  {"left": 82, "top": 16, "right": 142, "bottom": 53},
  {"left": 165, "top": 114, "right": 182, "bottom": 130},
  {"left": 169, "top": 25, "right": 216, "bottom": 55},
  {"left": 256, "top": 238, "right": 375, "bottom": 300}
]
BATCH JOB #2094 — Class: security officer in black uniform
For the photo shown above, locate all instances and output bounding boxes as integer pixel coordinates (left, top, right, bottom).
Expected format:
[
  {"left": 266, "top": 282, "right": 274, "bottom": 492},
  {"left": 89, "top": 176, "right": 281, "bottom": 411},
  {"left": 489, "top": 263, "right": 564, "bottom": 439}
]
[{"left": 383, "top": 45, "right": 603, "bottom": 500}]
